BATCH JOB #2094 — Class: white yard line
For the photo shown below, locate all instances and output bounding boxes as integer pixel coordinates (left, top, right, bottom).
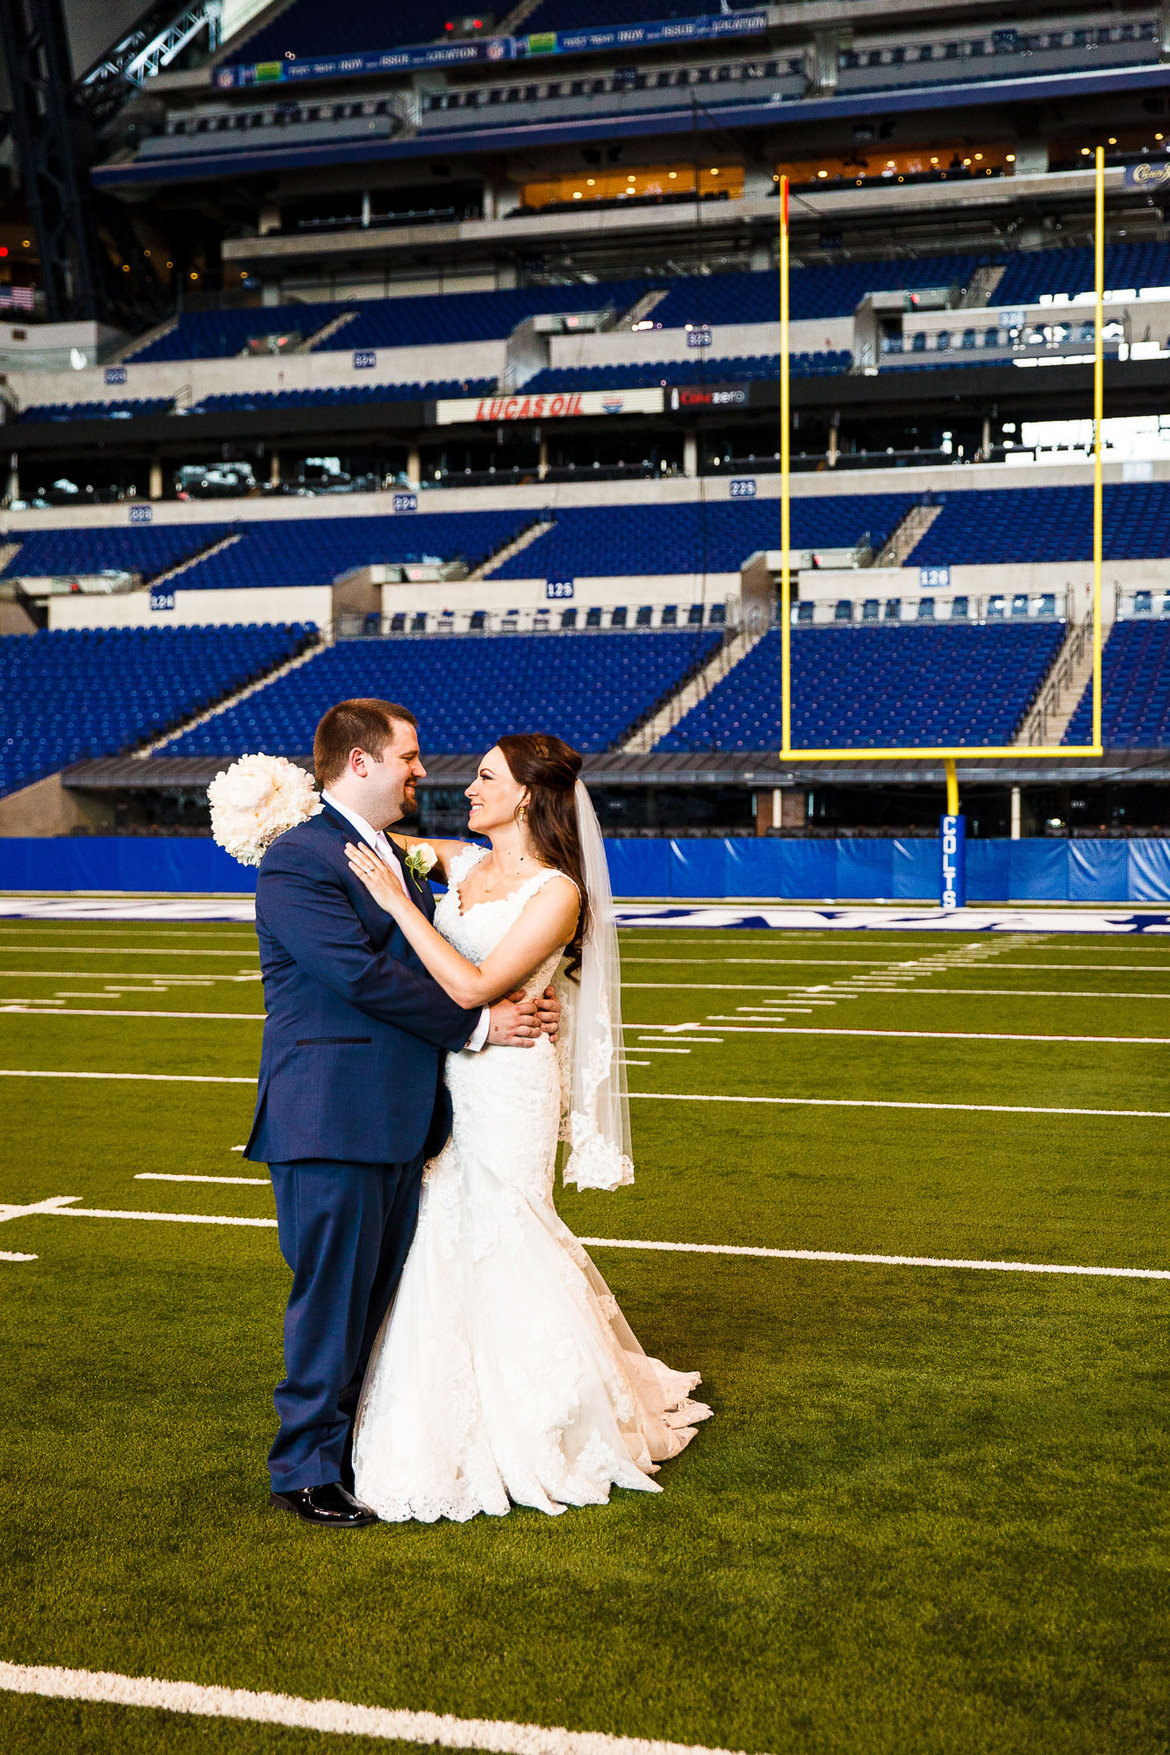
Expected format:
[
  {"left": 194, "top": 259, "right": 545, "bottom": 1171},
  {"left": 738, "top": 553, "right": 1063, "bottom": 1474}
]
[
  {"left": 0, "top": 1069, "right": 256, "bottom": 1084},
  {"left": 624, "top": 983, "right": 1170, "bottom": 1000},
  {"left": 624, "top": 957, "right": 1170, "bottom": 971},
  {"left": 682, "top": 1023, "right": 1170, "bottom": 1045},
  {"left": 0, "top": 1195, "right": 90, "bottom": 1224},
  {"left": 578, "top": 1237, "right": 1170, "bottom": 1281},
  {"left": 135, "top": 1173, "right": 269, "bottom": 1187},
  {"left": 0, "top": 1661, "right": 765, "bottom": 1755},
  {"left": 0, "top": 928, "right": 255, "bottom": 940},
  {"left": 627, "top": 1092, "right": 1170, "bottom": 1119},
  {"left": 0, "top": 971, "right": 250, "bottom": 981},
  {"left": 0, "top": 946, "right": 257, "bottom": 956},
  {"left": 0, "top": 1006, "right": 264, "bottom": 1020},
  {"left": 0, "top": 1252, "right": 36, "bottom": 1262},
  {"left": 54, "top": 1206, "right": 277, "bottom": 1228},
  {"left": 635, "top": 1037, "right": 718, "bottom": 1046},
  {"left": 621, "top": 1046, "right": 693, "bottom": 1054},
  {"left": 8, "top": 1201, "right": 1168, "bottom": 1284}
]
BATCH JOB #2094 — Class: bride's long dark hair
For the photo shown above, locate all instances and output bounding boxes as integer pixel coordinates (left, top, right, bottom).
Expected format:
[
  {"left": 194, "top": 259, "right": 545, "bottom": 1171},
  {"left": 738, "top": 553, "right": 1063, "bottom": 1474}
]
[{"left": 496, "top": 733, "right": 589, "bottom": 981}]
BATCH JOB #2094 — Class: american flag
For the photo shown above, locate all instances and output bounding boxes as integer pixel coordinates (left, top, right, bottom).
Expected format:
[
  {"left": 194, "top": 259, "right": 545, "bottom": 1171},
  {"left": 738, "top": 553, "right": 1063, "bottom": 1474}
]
[{"left": 0, "top": 286, "right": 35, "bottom": 312}]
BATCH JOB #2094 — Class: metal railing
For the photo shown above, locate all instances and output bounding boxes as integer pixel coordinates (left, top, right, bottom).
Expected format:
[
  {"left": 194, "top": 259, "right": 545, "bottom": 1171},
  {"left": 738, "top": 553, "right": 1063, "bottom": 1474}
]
[
  {"left": 791, "top": 590, "right": 1068, "bottom": 626},
  {"left": 1018, "top": 615, "right": 1094, "bottom": 747},
  {"left": 335, "top": 601, "right": 742, "bottom": 640}
]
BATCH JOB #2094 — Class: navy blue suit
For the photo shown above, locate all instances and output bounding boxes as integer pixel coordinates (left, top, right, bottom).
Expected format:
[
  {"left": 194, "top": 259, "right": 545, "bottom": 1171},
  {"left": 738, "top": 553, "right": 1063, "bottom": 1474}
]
[{"left": 246, "top": 802, "right": 478, "bottom": 1491}]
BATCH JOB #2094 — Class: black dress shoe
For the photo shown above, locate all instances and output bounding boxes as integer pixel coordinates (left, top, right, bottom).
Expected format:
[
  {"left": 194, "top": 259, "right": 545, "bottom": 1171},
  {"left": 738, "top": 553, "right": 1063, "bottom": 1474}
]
[{"left": 269, "top": 1482, "right": 377, "bottom": 1528}]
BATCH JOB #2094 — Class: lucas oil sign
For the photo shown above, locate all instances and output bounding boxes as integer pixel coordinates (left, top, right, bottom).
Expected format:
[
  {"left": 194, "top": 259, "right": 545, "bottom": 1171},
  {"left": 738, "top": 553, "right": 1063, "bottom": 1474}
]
[{"left": 434, "top": 388, "right": 663, "bottom": 424}]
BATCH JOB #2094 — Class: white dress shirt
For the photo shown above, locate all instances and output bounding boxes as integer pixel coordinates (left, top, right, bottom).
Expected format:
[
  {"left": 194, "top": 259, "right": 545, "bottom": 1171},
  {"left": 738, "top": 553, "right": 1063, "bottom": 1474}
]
[{"left": 322, "top": 789, "right": 490, "bottom": 1052}]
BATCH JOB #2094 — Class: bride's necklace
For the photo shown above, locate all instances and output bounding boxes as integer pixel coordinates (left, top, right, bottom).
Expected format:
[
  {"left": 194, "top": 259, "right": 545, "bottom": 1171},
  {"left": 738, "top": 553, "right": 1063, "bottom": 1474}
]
[{"left": 479, "top": 848, "right": 533, "bottom": 895}]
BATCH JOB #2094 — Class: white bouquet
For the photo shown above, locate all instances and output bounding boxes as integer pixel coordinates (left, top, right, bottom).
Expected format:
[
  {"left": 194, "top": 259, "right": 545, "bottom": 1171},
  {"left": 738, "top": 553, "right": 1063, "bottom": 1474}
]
[{"left": 208, "top": 753, "right": 322, "bottom": 867}]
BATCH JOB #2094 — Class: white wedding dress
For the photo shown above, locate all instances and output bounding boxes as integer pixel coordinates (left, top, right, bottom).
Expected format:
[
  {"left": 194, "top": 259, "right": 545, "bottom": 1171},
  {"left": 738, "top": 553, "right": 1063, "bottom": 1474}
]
[{"left": 352, "top": 843, "right": 711, "bottom": 1523}]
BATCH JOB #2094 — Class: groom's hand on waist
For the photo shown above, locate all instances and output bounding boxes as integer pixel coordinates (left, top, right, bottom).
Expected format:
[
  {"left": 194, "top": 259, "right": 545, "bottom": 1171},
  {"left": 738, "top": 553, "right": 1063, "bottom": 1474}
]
[
  {"left": 535, "top": 985, "right": 560, "bottom": 1043},
  {"left": 487, "top": 991, "right": 544, "bottom": 1047}
]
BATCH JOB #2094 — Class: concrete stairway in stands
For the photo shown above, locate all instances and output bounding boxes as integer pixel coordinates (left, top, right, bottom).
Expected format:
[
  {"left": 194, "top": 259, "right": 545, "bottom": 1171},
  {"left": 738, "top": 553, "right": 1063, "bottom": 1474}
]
[
  {"left": 873, "top": 501, "right": 943, "bottom": 568},
  {"left": 621, "top": 624, "right": 768, "bottom": 754},
  {"left": 466, "top": 518, "right": 556, "bottom": 581},
  {"left": 1015, "top": 616, "right": 1098, "bottom": 747},
  {"left": 147, "top": 631, "right": 326, "bottom": 755}
]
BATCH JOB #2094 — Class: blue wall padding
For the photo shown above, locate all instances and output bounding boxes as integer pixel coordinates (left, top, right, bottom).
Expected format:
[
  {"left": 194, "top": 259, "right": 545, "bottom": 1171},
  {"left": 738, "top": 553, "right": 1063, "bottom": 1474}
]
[{"left": 0, "top": 836, "right": 1168, "bottom": 902}]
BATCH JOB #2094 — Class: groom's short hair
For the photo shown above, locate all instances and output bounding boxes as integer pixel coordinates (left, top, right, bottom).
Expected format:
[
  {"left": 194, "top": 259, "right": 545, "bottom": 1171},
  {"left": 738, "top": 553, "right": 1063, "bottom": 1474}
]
[{"left": 314, "top": 698, "right": 418, "bottom": 785}]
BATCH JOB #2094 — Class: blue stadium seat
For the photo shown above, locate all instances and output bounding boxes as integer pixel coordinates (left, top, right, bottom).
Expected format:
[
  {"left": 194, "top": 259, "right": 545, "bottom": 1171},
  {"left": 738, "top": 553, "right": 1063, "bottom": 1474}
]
[
  {"left": 169, "top": 510, "right": 538, "bottom": 589},
  {"left": 132, "top": 282, "right": 653, "bottom": 362},
  {"left": 658, "top": 623, "right": 1065, "bottom": 750},
  {"left": 488, "top": 496, "right": 915, "bottom": 579},
  {"left": 521, "top": 352, "right": 850, "bottom": 394},
  {"left": 2, "top": 523, "right": 228, "bottom": 580},
  {"left": 188, "top": 379, "right": 495, "bottom": 414},
  {"left": 224, "top": 0, "right": 482, "bottom": 62},
  {"left": 910, "top": 483, "right": 1170, "bottom": 565},
  {"left": 1064, "top": 620, "right": 1170, "bottom": 747},
  {"left": 651, "top": 255, "right": 993, "bottom": 325},
  {"left": 0, "top": 623, "right": 310, "bottom": 797},
  {"left": 996, "top": 240, "right": 1170, "bottom": 308},
  {"left": 522, "top": 0, "right": 759, "bottom": 28},
  {"left": 164, "top": 629, "right": 724, "bottom": 758},
  {"left": 129, "top": 303, "right": 349, "bottom": 363},
  {"left": 19, "top": 398, "right": 173, "bottom": 423}
]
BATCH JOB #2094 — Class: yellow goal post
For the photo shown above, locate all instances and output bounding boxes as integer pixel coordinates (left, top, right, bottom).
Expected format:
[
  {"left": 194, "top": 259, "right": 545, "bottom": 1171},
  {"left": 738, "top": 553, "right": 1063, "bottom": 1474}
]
[{"left": 775, "top": 150, "right": 1107, "bottom": 767}]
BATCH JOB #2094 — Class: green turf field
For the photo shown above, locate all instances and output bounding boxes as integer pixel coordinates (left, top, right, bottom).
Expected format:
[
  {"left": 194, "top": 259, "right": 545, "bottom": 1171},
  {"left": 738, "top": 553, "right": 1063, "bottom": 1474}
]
[{"left": 0, "top": 917, "right": 1168, "bottom": 1754}]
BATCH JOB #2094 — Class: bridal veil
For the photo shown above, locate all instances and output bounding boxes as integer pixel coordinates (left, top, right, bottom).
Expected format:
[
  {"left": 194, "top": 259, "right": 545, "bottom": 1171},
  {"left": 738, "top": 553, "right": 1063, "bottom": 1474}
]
[{"left": 559, "top": 779, "right": 635, "bottom": 1191}]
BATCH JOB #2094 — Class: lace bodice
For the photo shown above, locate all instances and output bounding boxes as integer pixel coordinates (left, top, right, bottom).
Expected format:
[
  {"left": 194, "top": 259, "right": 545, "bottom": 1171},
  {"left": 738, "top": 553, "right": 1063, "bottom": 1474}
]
[{"left": 433, "top": 843, "right": 567, "bottom": 997}]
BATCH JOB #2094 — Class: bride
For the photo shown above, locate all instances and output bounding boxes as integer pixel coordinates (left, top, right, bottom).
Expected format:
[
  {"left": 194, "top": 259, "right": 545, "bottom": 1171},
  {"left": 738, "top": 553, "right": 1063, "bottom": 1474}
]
[{"left": 343, "top": 731, "right": 711, "bottom": 1523}]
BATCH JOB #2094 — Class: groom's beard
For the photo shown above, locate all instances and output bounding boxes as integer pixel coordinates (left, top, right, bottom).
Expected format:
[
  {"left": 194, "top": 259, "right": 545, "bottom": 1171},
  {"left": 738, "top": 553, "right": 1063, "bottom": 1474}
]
[{"left": 398, "top": 785, "right": 419, "bottom": 819}]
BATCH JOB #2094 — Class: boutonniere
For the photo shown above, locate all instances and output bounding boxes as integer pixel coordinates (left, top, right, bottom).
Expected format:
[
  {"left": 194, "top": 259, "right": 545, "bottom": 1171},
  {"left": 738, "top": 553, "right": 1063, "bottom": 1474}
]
[{"left": 404, "top": 843, "right": 438, "bottom": 886}]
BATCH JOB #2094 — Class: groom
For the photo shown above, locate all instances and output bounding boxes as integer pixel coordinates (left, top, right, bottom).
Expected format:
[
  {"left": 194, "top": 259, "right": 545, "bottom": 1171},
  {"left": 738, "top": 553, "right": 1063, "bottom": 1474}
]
[{"left": 246, "top": 697, "right": 558, "bottom": 1527}]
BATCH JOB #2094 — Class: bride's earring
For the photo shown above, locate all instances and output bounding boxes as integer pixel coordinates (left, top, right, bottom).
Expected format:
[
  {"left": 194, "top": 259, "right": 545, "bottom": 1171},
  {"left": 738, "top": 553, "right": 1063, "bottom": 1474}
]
[{"left": 517, "top": 805, "right": 527, "bottom": 824}]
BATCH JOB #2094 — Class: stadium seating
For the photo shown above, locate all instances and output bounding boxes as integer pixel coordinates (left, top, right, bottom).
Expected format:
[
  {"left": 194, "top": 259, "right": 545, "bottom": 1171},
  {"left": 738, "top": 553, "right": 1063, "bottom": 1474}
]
[
  {"left": 651, "top": 256, "right": 991, "bottom": 326},
  {"left": 164, "top": 627, "right": 724, "bottom": 758},
  {"left": 115, "top": 244, "right": 1170, "bottom": 375},
  {"left": 188, "top": 379, "right": 495, "bottom": 413},
  {"left": 335, "top": 279, "right": 652, "bottom": 351},
  {"left": 170, "top": 510, "right": 538, "bottom": 590},
  {"left": 128, "top": 303, "right": 349, "bottom": 363},
  {"left": 131, "top": 281, "right": 653, "bottom": 362},
  {"left": 1, "top": 523, "right": 228, "bottom": 581},
  {"left": 521, "top": 0, "right": 761, "bottom": 26},
  {"left": 1065, "top": 620, "right": 1170, "bottom": 748},
  {"left": 523, "top": 0, "right": 740, "bottom": 26},
  {"left": 658, "top": 622, "right": 1065, "bottom": 751},
  {"left": 836, "top": 18, "right": 1158, "bottom": 97},
  {"left": 521, "top": 353, "right": 850, "bottom": 393},
  {"left": 910, "top": 483, "right": 1170, "bottom": 566},
  {"left": 487, "top": 496, "right": 915, "bottom": 580},
  {"left": 996, "top": 241, "right": 1170, "bottom": 307},
  {"left": 224, "top": 0, "right": 472, "bottom": 62},
  {"left": 19, "top": 399, "right": 173, "bottom": 423},
  {"left": 0, "top": 623, "right": 311, "bottom": 797}
]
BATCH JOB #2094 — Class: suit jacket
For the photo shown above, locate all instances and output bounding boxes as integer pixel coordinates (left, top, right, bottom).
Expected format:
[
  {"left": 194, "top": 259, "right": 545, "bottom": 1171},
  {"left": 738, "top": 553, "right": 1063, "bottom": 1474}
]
[{"left": 245, "top": 802, "right": 478, "bottom": 1166}]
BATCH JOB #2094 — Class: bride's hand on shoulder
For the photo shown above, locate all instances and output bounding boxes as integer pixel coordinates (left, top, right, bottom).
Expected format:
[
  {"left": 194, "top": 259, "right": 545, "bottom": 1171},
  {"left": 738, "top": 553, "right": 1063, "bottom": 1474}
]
[{"left": 345, "top": 842, "right": 409, "bottom": 915}]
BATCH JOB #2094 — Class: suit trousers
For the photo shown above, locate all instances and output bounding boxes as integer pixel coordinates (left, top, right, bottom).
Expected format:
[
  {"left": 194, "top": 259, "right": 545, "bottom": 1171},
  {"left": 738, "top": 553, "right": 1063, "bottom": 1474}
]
[{"left": 267, "top": 1155, "right": 425, "bottom": 1492}]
